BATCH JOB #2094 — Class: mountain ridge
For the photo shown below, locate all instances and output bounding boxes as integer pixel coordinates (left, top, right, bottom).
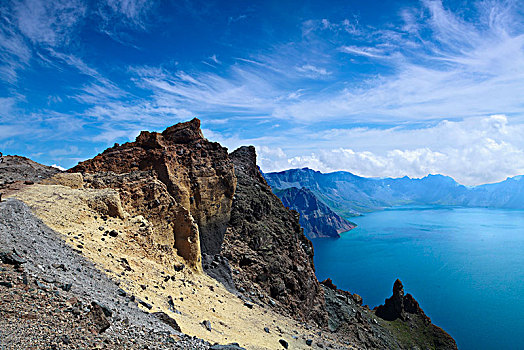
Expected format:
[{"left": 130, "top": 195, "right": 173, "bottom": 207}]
[{"left": 264, "top": 167, "right": 524, "bottom": 215}]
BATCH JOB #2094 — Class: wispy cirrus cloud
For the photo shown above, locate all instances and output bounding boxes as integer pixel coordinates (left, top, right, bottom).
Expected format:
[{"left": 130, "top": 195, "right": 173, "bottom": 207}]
[
  {"left": 13, "top": 0, "right": 86, "bottom": 47},
  {"left": 0, "top": 18, "right": 31, "bottom": 83},
  {"left": 277, "top": 0, "right": 524, "bottom": 122},
  {"left": 122, "top": 0, "right": 524, "bottom": 125},
  {"left": 1, "top": 0, "right": 524, "bottom": 184},
  {"left": 97, "top": 0, "right": 156, "bottom": 45}
]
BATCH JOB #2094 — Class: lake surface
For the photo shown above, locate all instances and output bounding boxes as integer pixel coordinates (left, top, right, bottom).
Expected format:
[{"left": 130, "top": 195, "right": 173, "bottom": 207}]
[{"left": 312, "top": 206, "right": 524, "bottom": 350}]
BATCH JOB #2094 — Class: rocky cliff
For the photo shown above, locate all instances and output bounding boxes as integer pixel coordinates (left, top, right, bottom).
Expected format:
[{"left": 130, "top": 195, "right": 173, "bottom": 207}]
[
  {"left": 70, "top": 118, "right": 236, "bottom": 269},
  {"left": 273, "top": 187, "right": 356, "bottom": 238},
  {"left": 374, "top": 280, "right": 457, "bottom": 349},
  {"left": 221, "top": 146, "right": 328, "bottom": 326}
]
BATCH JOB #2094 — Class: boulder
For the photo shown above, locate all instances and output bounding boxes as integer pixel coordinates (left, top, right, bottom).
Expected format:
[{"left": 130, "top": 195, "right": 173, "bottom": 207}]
[
  {"left": 87, "top": 302, "right": 110, "bottom": 334},
  {"left": 153, "top": 312, "right": 182, "bottom": 332},
  {"left": 41, "top": 173, "right": 84, "bottom": 189},
  {"left": 0, "top": 250, "right": 26, "bottom": 265}
]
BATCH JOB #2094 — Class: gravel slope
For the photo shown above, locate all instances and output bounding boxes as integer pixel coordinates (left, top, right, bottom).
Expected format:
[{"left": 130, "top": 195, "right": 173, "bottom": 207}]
[{"left": 0, "top": 198, "right": 211, "bottom": 350}]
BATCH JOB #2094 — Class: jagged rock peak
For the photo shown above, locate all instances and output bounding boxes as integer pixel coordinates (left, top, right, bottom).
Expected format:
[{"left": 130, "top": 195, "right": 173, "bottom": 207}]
[
  {"left": 69, "top": 118, "right": 236, "bottom": 268},
  {"left": 161, "top": 117, "right": 204, "bottom": 143},
  {"left": 230, "top": 146, "right": 258, "bottom": 177},
  {"left": 223, "top": 144, "right": 328, "bottom": 327},
  {"left": 375, "top": 279, "right": 428, "bottom": 323},
  {"left": 393, "top": 278, "right": 404, "bottom": 298}
]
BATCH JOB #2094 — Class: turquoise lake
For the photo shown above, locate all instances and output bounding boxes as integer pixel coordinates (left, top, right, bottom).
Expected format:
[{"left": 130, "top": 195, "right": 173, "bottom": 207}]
[{"left": 312, "top": 206, "right": 524, "bottom": 350}]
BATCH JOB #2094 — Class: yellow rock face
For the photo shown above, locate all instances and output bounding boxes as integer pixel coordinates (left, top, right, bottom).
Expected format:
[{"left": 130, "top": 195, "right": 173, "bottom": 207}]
[{"left": 41, "top": 172, "right": 85, "bottom": 189}]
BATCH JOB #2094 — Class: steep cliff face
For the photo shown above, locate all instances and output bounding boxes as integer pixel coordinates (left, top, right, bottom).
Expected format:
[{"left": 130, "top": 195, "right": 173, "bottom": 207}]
[
  {"left": 274, "top": 187, "right": 356, "bottom": 238},
  {"left": 70, "top": 118, "right": 236, "bottom": 268},
  {"left": 221, "top": 146, "right": 328, "bottom": 327}
]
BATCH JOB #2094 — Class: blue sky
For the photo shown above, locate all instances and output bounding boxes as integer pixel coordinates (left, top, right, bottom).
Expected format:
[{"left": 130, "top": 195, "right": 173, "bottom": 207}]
[{"left": 1, "top": 0, "right": 523, "bottom": 185}]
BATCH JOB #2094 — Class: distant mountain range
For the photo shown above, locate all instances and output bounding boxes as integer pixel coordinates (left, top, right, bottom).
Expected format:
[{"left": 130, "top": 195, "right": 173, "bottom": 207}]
[
  {"left": 274, "top": 187, "right": 356, "bottom": 239},
  {"left": 264, "top": 168, "right": 524, "bottom": 216}
]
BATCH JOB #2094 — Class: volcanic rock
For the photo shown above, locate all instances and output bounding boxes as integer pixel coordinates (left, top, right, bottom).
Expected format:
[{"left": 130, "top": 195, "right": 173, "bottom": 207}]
[
  {"left": 0, "top": 250, "right": 26, "bottom": 265},
  {"left": 375, "top": 279, "right": 428, "bottom": 323},
  {"left": 202, "top": 253, "right": 236, "bottom": 293},
  {"left": 88, "top": 302, "right": 111, "bottom": 333},
  {"left": 70, "top": 118, "right": 236, "bottom": 269},
  {"left": 0, "top": 155, "right": 60, "bottom": 195},
  {"left": 153, "top": 311, "right": 182, "bottom": 332},
  {"left": 222, "top": 146, "right": 328, "bottom": 326},
  {"left": 374, "top": 279, "right": 458, "bottom": 349}
]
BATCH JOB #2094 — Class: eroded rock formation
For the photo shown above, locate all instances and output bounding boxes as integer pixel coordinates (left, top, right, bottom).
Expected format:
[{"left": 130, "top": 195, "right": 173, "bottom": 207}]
[
  {"left": 221, "top": 146, "right": 328, "bottom": 326},
  {"left": 374, "top": 279, "right": 458, "bottom": 349},
  {"left": 375, "top": 279, "right": 429, "bottom": 323},
  {"left": 70, "top": 118, "right": 236, "bottom": 269},
  {"left": 5, "top": 119, "right": 457, "bottom": 348}
]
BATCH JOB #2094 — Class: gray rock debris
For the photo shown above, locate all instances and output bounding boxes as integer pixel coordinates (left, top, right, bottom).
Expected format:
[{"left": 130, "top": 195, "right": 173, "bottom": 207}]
[{"left": 0, "top": 198, "right": 211, "bottom": 349}]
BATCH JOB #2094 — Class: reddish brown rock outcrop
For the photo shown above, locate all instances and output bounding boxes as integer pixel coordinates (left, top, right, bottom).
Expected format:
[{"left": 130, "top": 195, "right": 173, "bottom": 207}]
[
  {"left": 70, "top": 118, "right": 236, "bottom": 269},
  {"left": 221, "top": 146, "right": 328, "bottom": 327}
]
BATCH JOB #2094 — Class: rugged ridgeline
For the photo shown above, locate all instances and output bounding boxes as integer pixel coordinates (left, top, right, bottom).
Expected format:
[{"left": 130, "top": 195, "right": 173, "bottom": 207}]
[
  {"left": 221, "top": 146, "right": 327, "bottom": 325},
  {"left": 265, "top": 167, "right": 524, "bottom": 215},
  {"left": 272, "top": 187, "right": 356, "bottom": 239},
  {"left": 0, "top": 119, "right": 457, "bottom": 349}
]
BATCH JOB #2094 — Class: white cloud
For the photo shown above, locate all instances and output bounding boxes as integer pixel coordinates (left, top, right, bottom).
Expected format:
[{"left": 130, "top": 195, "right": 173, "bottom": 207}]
[
  {"left": 14, "top": 0, "right": 86, "bottom": 47},
  {"left": 104, "top": 0, "right": 153, "bottom": 25},
  {"left": 295, "top": 64, "right": 331, "bottom": 77},
  {"left": 210, "top": 54, "right": 220, "bottom": 64},
  {"left": 123, "top": 0, "right": 524, "bottom": 126},
  {"left": 0, "top": 22, "right": 31, "bottom": 83},
  {"left": 339, "top": 45, "right": 388, "bottom": 58},
  {"left": 51, "top": 164, "right": 66, "bottom": 171},
  {"left": 1, "top": 0, "right": 523, "bottom": 184},
  {"left": 256, "top": 115, "right": 524, "bottom": 186}
]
